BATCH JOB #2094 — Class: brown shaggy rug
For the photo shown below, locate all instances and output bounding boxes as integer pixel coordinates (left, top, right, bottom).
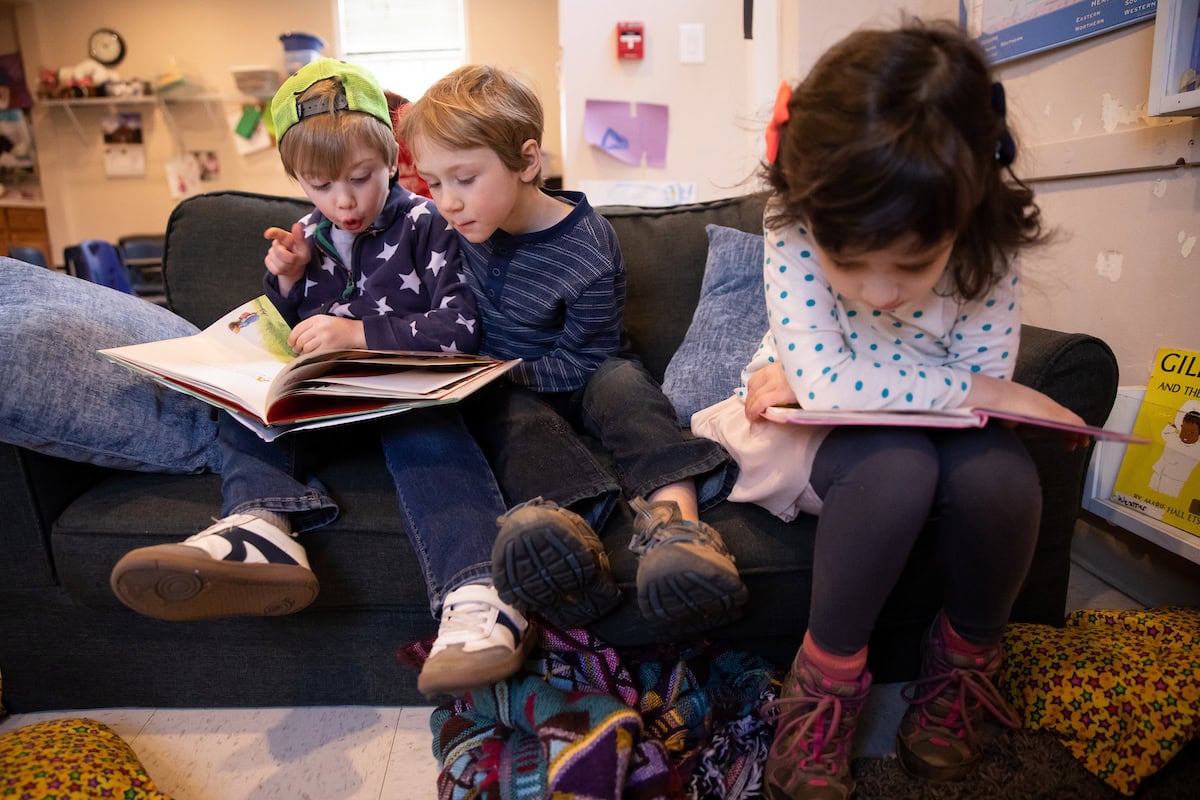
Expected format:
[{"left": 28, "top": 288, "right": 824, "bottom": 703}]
[{"left": 850, "top": 728, "right": 1199, "bottom": 800}]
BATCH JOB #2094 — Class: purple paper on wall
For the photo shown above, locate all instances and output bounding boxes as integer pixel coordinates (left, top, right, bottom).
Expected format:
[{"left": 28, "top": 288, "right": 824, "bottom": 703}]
[{"left": 584, "top": 99, "right": 669, "bottom": 168}]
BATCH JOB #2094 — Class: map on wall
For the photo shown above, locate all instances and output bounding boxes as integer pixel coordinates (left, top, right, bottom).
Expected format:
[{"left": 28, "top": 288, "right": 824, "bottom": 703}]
[{"left": 961, "top": 0, "right": 1158, "bottom": 64}]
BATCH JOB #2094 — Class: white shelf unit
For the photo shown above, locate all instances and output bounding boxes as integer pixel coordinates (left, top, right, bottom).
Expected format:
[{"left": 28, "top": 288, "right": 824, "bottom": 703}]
[
  {"left": 40, "top": 94, "right": 245, "bottom": 146},
  {"left": 1082, "top": 387, "right": 1200, "bottom": 565}
]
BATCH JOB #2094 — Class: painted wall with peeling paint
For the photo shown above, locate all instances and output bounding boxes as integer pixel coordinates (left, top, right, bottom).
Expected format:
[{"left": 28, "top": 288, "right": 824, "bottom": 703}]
[
  {"left": 988, "top": 17, "right": 1199, "bottom": 388},
  {"left": 798, "top": 2, "right": 1195, "bottom": 386}
]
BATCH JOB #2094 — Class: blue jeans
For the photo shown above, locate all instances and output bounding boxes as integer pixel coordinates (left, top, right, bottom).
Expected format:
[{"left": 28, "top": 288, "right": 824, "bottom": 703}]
[
  {"left": 221, "top": 405, "right": 502, "bottom": 615},
  {"left": 465, "top": 356, "right": 736, "bottom": 530},
  {"left": 0, "top": 260, "right": 221, "bottom": 473}
]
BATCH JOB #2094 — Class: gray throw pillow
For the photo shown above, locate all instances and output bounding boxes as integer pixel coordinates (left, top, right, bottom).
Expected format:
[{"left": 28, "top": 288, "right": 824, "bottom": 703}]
[{"left": 662, "top": 224, "right": 767, "bottom": 425}]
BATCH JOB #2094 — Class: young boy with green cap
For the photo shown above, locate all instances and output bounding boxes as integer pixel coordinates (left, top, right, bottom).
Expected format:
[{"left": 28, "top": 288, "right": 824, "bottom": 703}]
[{"left": 109, "top": 58, "right": 534, "bottom": 697}]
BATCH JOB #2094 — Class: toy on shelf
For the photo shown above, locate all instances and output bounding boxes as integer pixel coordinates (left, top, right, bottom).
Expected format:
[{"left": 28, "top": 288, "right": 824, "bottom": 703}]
[{"left": 37, "top": 59, "right": 151, "bottom": 99}]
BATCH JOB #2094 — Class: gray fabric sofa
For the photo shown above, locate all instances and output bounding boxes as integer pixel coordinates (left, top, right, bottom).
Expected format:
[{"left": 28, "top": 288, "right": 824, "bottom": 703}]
[{"left": 0, "top": 190, "right": 1119, "bottom": 712}]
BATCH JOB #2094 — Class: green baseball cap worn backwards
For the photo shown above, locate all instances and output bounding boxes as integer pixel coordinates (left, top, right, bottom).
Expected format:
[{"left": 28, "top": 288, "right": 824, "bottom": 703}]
[{"left": 270, "top": 58, "right": 392, "bottom": 147}]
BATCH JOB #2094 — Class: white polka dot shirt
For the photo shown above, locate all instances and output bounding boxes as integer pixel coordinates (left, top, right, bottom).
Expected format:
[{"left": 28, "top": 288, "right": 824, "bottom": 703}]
[{"left": 739, "top": 221, "right": 1021, "bottom": 411}]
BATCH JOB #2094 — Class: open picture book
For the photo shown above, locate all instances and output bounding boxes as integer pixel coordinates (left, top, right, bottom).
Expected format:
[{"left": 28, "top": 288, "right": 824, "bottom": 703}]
[
  {"left": 99, "top": 296, "right": 519, "bottom": 441},
  {"left": 762, "top": 405, "right": 1147, "bottom": 443}
]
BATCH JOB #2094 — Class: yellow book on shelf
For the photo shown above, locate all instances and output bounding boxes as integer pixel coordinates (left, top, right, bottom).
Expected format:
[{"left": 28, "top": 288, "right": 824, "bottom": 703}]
[{"left": 1110, "top": 347, "right": 1200, "bottom": 537}]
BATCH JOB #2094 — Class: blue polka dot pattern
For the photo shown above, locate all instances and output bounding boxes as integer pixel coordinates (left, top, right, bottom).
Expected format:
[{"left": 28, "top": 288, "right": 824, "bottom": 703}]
[{"left": 737, "top": 220, "right": 1022, "bottom": 416}]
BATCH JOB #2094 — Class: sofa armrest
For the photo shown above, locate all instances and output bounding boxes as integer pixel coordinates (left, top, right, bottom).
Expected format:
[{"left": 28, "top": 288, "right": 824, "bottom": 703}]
[
  {"left": 1010, "top": 324, "right": 1119, "bottom": 625},
  {"left": 0, "top": 445, "right": 106, "bottom": 590},
  {"left": 1013, "top": 324, "right": 1119, "bottom": 427}
]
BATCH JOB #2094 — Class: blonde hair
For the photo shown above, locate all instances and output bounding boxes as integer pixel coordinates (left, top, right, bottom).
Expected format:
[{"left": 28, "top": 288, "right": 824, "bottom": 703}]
[
  {"left": 399, "top": 65, "right": 543, "bottom": 180},
  {"left": 278, "top": 78, "right": 398, "bottom": 180}
]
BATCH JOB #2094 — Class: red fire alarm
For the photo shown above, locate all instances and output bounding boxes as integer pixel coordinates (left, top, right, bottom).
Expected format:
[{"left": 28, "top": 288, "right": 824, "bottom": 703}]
[{"left": 617, "top": 22, "right": 644, "bottom": 60}]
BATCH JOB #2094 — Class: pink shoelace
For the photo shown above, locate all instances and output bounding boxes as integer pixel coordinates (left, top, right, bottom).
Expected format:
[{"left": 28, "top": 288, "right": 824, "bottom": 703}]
[
  {"left": 761, "top": 681, "right": 866, "bottom": 771},
  {"left": 900, "top": 664, "right": 1019, "bottom": 741}
]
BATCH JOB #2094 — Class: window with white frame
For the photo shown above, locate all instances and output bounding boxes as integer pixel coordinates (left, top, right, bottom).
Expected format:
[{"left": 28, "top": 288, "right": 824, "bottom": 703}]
[{"left": 338, "top": 0, "right": 465, "bottom": 102}]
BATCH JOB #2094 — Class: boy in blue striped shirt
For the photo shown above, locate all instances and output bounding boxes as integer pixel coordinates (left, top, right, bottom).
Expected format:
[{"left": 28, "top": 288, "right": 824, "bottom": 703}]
[{"left": 402, "top": 65, "right": 747, "bottom": 636}]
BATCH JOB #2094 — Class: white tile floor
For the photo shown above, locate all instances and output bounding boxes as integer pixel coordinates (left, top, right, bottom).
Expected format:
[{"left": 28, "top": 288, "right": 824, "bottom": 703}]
[{"left": 0, "top": 560, "right": 1143, "bottom": 799}]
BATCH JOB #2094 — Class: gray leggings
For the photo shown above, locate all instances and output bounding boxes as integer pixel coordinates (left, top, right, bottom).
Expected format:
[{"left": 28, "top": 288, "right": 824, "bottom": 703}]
[{"left": 807, "top": 424, "right": 1041, "bottom": 656}]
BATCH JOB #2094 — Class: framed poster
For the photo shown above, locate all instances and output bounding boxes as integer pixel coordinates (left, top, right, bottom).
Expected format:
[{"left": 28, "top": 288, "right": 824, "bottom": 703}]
[
  {"left": 961, "top": 0, "right": 1158, "bottom": 64},
  {"left": 1148, "top": 0, "right": 1200, "bottom": 115},
  {"left": 102, "top": 111, "right": 145, "bottom": 177}
]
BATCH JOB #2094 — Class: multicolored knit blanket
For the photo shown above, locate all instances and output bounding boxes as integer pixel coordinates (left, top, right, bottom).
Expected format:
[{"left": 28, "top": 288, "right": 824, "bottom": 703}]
[{"left": 403, "top": 621, "right": 777, "bottom": 800}]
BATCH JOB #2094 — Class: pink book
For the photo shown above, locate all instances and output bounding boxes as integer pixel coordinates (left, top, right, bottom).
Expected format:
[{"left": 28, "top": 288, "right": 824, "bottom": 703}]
[{"left": 762, "top": 405, "right": 1148, "bottom": 443}]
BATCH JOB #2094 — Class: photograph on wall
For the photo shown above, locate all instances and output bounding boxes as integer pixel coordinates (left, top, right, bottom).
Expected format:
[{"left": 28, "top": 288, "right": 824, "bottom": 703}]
[
  {"left": 0, "top": 51, "right": 34, "bottom": 110},
  {"left": 0, "top": 108, "right": 35, "bottom": 172},
  {"left": 164, "top": 154, "right": 201, "bottom": 199},
  {"left": 960, "top": 0, "right": 1158, "bottom": 64},
  {"left": 228, "top": 109, "right": 271, "bottom": 155},
  {"left": 102, "top": 111, "right": 145, "bottom": 177},
  {"left": 191, "top": 150, "right": 221, "bottom": 180}
]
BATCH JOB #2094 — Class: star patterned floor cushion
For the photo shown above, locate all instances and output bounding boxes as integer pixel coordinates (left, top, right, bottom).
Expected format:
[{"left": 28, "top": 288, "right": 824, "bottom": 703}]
[
  {"left": 1000, "top": 606, "right": 1200, "bottom": 796},
  {"left": 0, "top": 717, "right": 174, "bottom": 799}
]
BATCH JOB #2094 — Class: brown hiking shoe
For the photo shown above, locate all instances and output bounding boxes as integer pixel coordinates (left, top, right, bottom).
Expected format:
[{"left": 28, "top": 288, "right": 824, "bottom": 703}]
[
  {"left": 491, "top": 497, "right": 621, "bottom": 628},
  {"left": 762, "top": 648, "right": 871, "bottom": 799},
  {"left": 627, "top": 497, "right": 747, "bottom": 634},
  {"left": 895, "top": 615, "right": 1020, "bottom": 782}
]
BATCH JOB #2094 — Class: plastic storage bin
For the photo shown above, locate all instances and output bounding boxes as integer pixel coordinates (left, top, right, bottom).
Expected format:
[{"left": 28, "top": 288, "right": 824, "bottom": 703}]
[{"left": 280, "top": 32, "right": 326, "bottom": 75}]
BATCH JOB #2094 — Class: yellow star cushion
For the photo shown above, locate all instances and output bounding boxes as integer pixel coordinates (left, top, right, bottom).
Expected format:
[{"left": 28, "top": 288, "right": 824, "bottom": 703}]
[
  {"left": 1001, "top": 606, "right": 1200, "bottom": 796},
  {"left": 0, "top": 717, "right": 173, "bottom": 799}
]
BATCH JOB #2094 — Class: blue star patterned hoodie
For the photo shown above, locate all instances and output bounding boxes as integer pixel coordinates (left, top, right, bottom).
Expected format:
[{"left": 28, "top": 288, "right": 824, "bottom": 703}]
[{"left": 264, "top": 183, "right": 478, "bottom": 354}]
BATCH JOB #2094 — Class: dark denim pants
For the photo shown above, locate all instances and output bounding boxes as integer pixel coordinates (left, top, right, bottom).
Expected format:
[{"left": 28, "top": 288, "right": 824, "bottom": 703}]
[
  {"left": 465, "top": 356, "right": 736, "bottom": 531},
  {"left": 218, "top": 405, "right": 502, "bottom": 616}
]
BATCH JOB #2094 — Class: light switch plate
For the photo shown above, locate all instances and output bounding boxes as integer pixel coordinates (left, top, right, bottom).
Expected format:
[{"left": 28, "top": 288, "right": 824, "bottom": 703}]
[{"left": 680, "top": 23, "right": 705, "bottom": 64}]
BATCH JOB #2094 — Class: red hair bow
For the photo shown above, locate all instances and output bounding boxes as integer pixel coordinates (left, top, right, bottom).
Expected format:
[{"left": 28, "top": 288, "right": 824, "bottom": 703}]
[{"left": 765, "top": 80, "right": 792, "bottom": 164}]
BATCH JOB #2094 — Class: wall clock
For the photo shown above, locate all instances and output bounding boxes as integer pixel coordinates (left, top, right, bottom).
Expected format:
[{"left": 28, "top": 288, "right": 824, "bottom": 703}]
[{"left": 88, "top": 28, "right": 126, "bottom": 67}]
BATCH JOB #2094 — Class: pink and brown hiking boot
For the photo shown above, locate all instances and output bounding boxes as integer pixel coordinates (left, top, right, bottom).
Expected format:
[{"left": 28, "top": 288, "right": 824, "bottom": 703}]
[
  {"left": 761, "top": 648, "right": 872, "bottom": 800},
  {"left": 895, "top": 614, "right": 1020, "bottom": 781}
]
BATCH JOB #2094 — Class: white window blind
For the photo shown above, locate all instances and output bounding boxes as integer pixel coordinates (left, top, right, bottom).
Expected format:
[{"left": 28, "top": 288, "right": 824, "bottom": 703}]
[{"left": 338, "top": 0, "right": 465, "bottom": 101}]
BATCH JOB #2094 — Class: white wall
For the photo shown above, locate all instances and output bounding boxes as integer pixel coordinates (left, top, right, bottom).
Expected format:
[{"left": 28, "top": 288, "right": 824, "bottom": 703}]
[
  {"left": 556, "top": 0, "right": 1195, "bottom": 385},
  {"left": 554, "top": 1, "right": 928, "bottom": 200},
  {"left": 464, "top": 0, "right": 561, "bottom": 177},
  {"left": 13, "top": 0, "right": 558, "bottom": 260},
  {"left": 557, "top": 0, "right": 769, "bottom": 200},
  {"left": 992, "top": 21, "right": 1200, "bottom": 386},
  {"left": 13, "top": 1, "right": 1196, "bottom": 384}
]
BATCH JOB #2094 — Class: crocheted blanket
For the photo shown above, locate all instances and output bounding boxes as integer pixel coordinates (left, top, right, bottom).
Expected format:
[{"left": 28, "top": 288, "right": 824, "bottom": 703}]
[{"left": 401, "top": 622, "right": 777, "bottom": 800}]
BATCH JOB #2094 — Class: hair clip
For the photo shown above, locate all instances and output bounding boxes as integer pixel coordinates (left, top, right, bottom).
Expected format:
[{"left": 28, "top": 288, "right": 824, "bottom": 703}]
[
  {"left": 991, "top": 82, "right": 1016, "bottom": 167},
  {"left": 765, "top": 80, "right": 792, "bottom": 164}
]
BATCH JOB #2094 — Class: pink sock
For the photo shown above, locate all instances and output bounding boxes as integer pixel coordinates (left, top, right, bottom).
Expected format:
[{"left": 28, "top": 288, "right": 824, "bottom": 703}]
[
  {"left": 938, "top": 613, "right": 990, "bottom": 654},
  {"left": 801, "top": 631, "right": 867, "bottom": 681}
]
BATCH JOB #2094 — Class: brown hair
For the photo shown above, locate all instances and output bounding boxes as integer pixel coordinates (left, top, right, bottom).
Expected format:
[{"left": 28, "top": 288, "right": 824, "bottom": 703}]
[
  {"left": 398, "top": 65, "right": 544, "bottom": 182},
  {"left": 278, "top": 78, "right": 398, "bottom": 180},
  {"left": 764, "top": 19, "right": 1045, "bottom": 300}
]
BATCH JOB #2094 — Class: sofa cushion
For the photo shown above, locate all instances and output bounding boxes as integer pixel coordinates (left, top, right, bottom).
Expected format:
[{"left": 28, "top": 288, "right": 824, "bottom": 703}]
[
  {"left": 164, "top": 191, "right": 312, "bottom": 328},
  {"left": 662, "top": 224, "right": 767, "bottom": 425},
  {"left": 598, "top": 193, "right": 767, "bottom": 382}
]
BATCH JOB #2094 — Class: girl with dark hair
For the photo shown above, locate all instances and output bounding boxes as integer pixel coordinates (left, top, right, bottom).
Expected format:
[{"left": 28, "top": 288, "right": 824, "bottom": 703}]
[{"left": 691, "top": 19, "right": 1087, "bottom": 799}]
